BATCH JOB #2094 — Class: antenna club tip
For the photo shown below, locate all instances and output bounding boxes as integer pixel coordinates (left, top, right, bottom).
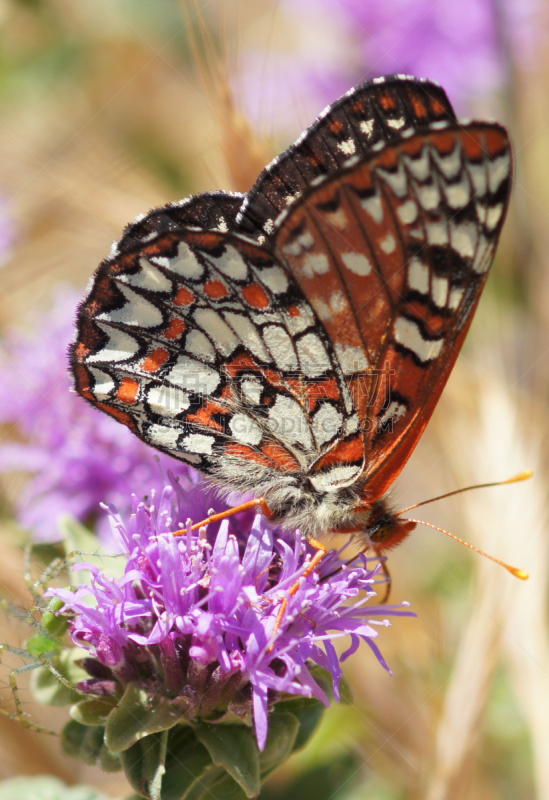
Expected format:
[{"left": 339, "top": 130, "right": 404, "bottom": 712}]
[
  {"left": 506, "top": 470, "right": 534, "bottom": 484},
  {"left": 506, "top": 566, "right": 529, "bottom": 580}
]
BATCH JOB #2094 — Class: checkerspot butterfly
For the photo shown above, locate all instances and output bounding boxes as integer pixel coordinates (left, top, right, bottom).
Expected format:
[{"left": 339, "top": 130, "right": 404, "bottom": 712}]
[{"left": 72, "top": 75, "right": 512, "bottom": 555}]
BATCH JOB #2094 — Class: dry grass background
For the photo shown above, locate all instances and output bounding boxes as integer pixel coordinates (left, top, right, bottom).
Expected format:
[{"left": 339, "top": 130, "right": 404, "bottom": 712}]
[{"left": 0, "top": 1, "right": 548, "bottom": 798}]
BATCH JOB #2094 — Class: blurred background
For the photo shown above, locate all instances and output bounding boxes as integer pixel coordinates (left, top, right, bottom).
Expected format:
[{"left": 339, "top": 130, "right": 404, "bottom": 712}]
[{"left": 0, "top": 1, "right": 548, "bottom": 798}]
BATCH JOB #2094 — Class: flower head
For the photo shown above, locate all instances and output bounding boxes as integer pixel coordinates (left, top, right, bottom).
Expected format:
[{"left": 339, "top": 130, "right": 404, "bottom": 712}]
[{"left": 47, "top": 480, "right": 413, "bottom": 753}]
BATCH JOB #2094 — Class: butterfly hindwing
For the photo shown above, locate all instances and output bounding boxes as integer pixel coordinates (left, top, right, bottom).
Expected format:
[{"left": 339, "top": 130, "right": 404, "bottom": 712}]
[{"left": 72, "top": 225, "right": 359, "bottom": 481}]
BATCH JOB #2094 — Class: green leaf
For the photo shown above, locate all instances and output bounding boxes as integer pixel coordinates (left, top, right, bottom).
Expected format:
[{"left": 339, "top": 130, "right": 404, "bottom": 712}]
[
  {"left": 120, "top": 730, "right": 168, "bottom": 800},
  {"left": 203, "top": 773, "right": 250, "bottom": 800},
  {"left": 195, "top": 723, "right": 260, "bottom": 799},
  {"left": 258, "top": 711, "right": 299, "bottom": 776},
  {"left": 105, "top": 683, "right": 182, "bottom": 753},
  {"left": 0, "top": 775, "right": 110, "bottom": 800},
  {"left": 160, "top": 727, "right": 215, "bottom": 800},
  {"left": 61, "top": 720, "right": 120, "bottom": 772},
  {"left": 71, "top": 696, "right": 118, "bottom": 726},
  {"left": 271, "top": 699, "right": 324, "bottom": 754}
]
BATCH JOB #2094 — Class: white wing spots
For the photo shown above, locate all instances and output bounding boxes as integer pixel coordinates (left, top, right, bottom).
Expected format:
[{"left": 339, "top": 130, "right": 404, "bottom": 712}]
[
  {"left": 431, "top": 144, "right": 461, "bottom": 179},
  {"left": 344, "top": 413, "right": 360, "bottom": 435},
  {"left": 341, "top": 251, "right": 373, "bottom": 276},
  {"left": 337, "top": 138, "right": 356, "bottom": 155},
  {"left": 229, "top": 413, "right": 263, "bottom": 446},
  {"left": 404, "top": 148, "right": 430, "bottom": 182},
  {"left": 471, "top": 236, "right": 493, "bottom": 274},
  {"left": 387, "top": 117, "right": 405, "bottom": 129},
  {"left": 315, "top": 290, "right": 348, "bottom": 323},
  {"left": 222, "top": 312, "right": 270, "bottom": 361},
  {"left": 283, "top": 303, "right": 317, "bottom": 335},
  {"left": 186, "top": 329, "right": 216, "bottom": 362},
  {"left": 394, "top": 316, "right": 443, "bottom": 362},
  {"left": 360, "top": 119, "right": 375, "bottom": 136},
  {"left": 282, "top": 230, "right": 315, "bottom": 257},
  {"left": 165, "top": 242, "right": 204, "bottom": 280},
  {"left": 183, "top": 432, "right": 216, "bottom": 455},
  {"left": 241, "top": 377, "right": 263, "bottom": 405},
  {"left": 450, "top": 221, "right": 477, "bottom": 259},
  {"left": 417, "top": 181, "right": 441, "bottom": 211},
  {"left": 121, "top": 258, "right": 173, "bottom": 293},
  {"left": 309, "top": 464, "right": 364, "bottom": 492},
  {"left": 485, "top": 203, "right": 504, "bottom": 231},
  {"left": 86, "top": 323, "right": 140, "bottom": 364},
  {"left": 296, "top": 332, "right": 332, "bottom": 378},
  {"left": 380, "top": 233, "right": 397, "bottom": 254},
  {"left": 432, "top": 275, "right": 449, "bottom": 308},
  {"left": 99, "top": 283, "right": 163, "bottom": 328},
  {"left": 408, "top": 257, "right": 429, "bottom": 295},
  {"left": 262, "top": 325, "right": 298, "bottom": 371},
  {"left": 257, "top": 265, "right": 289, "bottom": 294},
  {"left": 467, "top": 162, "right": 487, "bottom": 196},
  {"left": 147, "top": 385, "right": 190, "bottom": 417},
  {"left": 488, "top": 152, "right": 511, "bottom": 194},
  {"left": 443, "top": 175, "right": 471, "bottom": 208},
  {"left": 193, "top": 308, "right": 239, "bottom": 356},
  {"left": 208, "top": 244, "right": 249, "bottom": 281},
  {"left": 312, "top": 404, "right": 343, "bottom": 446},
  {"left": 360, "top": 193, "right": 384, "bottom": 223},
  {"left": 425, "top": 221, "right": 449, "bottom": 247},
  {"left": 397, "top": 199, "right": 418, "bottom": 224},
  {"left": 379, "top": 401, "right": 407, "bottom": 426},
  {"left": 166, "top": 356, "right": 220, "bottom": 396},
  {"left": 263, "top": 219, "right": 274, "bottom": 234},
  {"left": 268, "top": 395, "right": 312, "bottom": 450},
  {"left": 148, "top": 423, "right": 181, "bottom": 450},
  {"left": 302, "top": 252, "right": 330, "bottom": 277},
  {"left": 378, "top": 162, "right": 408, "bottom": 197},
  {"left": 89, "top": 367, "right": 115, "bottom": 399},
  {"left": 448, "top": 285, "right": 465, "bottom": 310},
  {"left": 334, "top": 342, "right": 369, "bottom": 373},
  {"left": 325, "top": 208, "right": 349, "bottom": 230},
  {"left": 430, "top": 120, "right": 449, "bottom": 129}
]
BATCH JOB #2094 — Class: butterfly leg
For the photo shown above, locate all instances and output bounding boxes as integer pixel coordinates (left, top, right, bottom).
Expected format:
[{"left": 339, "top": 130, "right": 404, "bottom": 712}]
[
  {"left": 171, "top": 497, "right": 275, "bottom": 537},
  {"left": 269, "top": 538, "right": 328, "bottom": 651},
  {"left": 373, "top": 546, "right": 391, "bottom": 603}
]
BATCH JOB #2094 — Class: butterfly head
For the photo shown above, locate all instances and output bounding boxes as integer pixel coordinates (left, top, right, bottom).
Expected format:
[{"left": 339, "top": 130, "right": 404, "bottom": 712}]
[{"left": 331, "top": 499, "right": 417, "bottom": 552}]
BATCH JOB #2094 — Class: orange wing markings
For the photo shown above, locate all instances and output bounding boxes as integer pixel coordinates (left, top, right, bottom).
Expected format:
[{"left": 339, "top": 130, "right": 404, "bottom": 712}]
[
  {"left": 142, "top": 347, "right": 170, "bottom": 373},
  {"left": 186, "top": 399, "right": 230, "bottom": 434},
  {"left": 117, "top": 377, "right": 140, "bottom": 405},
  {"left": 162, "top": 317, "right": 186, "bottom": 340},
  {"left": 312, "top": 434, "right": 364, "bottom": 471}
]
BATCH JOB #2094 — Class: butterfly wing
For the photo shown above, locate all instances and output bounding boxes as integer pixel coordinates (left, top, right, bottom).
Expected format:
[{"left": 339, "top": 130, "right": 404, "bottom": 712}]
[
  {"left": 236, "top": 75, "right": 456, "bottom": 240},
  {"left": 274, "top": 122, "right": 512, "bottom": 498},
  {"left": 72, "top": 220, "right": 360, "bottom": 488}
]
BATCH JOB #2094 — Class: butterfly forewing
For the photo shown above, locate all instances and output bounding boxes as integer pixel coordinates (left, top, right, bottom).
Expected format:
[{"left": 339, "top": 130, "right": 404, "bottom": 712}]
[
  {"left": 274, "top": 123, "right": 512, "bottom": 497},
  {"left": 236, "top": 75, "right": 456, "bottom": 240}
]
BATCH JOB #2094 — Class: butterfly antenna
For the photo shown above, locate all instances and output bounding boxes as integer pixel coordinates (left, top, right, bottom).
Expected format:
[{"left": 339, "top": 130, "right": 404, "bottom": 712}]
[
  {"left": 406, "top": 518, "right": 529, "bottom": 580},
  {"left": 396, "top": 471, "right": 533, "bottom": 516}
]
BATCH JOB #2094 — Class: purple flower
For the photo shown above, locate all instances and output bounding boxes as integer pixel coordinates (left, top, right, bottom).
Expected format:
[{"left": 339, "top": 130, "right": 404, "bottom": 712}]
[
  {"left": 47, "top": 481, "right": 413, "bottom": 751},
  {"left": 235, "top": 0, "right": 541, "bottom": 133},
  {"left": 0, "top": 284, "right": 226, "bottom": 545}
]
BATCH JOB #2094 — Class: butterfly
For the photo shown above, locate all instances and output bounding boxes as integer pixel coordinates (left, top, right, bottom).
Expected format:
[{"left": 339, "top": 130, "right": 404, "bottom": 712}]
[{"left": 72, "top": 75, "right": 512, "bottom": 557}]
